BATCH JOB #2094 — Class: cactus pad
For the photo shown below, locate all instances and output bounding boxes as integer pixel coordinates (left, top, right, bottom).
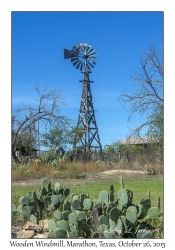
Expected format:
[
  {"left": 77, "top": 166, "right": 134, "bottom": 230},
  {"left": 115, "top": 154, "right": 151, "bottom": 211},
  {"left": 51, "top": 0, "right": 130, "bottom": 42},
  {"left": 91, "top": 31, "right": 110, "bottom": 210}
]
[
  {"left": 62, "top": 211, "right": 70, "bottom": 220},
  {"left": 12, "top": 203, "right": 17, "bottom": 212},
  {"left": 109, "top": 193, "right": 114, "bottom": 202},
  {"left": 121, "top": 192, "right": 128, "bottom": 205},
  {"left": 126, "top": 206, "right": 137, "bottom": 223},
  {"left": 83, "top": 198, "right": 92, "bottom": 210},
  {"left": 63, "top": 188, "right": 70, "bottom": 198},
  {"left": 19, "top": 196, "right": 31, "bottom": 205},
  {"left": 63, "top": 202, "right": 71, "bottom": 211},
  {"left": 77, "top": 211, "right": 86, "bottom": 221},
  {"left": 54, "top": 228, "right": 67, "bottom": 238},
  {"left": 29, "top": 214, "right": 37, "bottom": 224},
  {"left": 58, "top": 195, "right": 65, "bottom": 204},
  {"left": 54, "top": 182, "right": 61, "bottom": 194},
  {"left": 68, "top": 230, "right": 78, "bottom": 238},
  {"left": 117, "top": 189, "right": 127, "bottom": 200},
  {"left": 109, "top": 207, "right": 120, "bottom": 222},
  {"left": 54, "top": 210, "right": 62, "bottom": 220},
  {"left": 57, "top": 220, "right": 69, "bottom": 231},
  {"left": 142, "top": 230, "right": 154, "bottom": 238},
  {"left": 68, "top": 213, "right": 78, "bottom": 225},
  {"left": 98, "top": 215, "right": 109, "bottom": 225},
  {"left": 104, "top": 230, "right": 113, "bottom": 238},
  {"left": 42, "top": 178, "right": 51, "bottom": 188},
  {"left": 22, "top": 206, "right": 31, "bottom": 217},
  {"left": 110, "top": 184, "right": 114, "bottom": 193},
  {"left": 17, "top": 205, "right": 23, "bottom": 214},
  {"left": 48, "top": 219, "right": 57, "bottom": 231},
  {"left": 51, "top": 195, "right": 59, "bottom": 206},
  {"left": 99, "top": 191, "right": 108, "bottom": 203},
  {"left": 71, "top": 199, "right": 81, "bottom": 210},
  {"left": 98, "top": 224, "right": 107, "bottom": 234},
  {"left": 109, "top": 218, "right": 116, "bottom": 229},
  {"left": 147, "top": 207, "right": 160, "bottom": 219}
]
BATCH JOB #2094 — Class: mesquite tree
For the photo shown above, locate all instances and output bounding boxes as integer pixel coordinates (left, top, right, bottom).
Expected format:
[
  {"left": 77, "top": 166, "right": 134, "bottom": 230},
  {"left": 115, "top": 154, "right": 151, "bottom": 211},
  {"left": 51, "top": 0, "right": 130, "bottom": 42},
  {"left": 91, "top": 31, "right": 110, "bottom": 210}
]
[{"left": 12, "top": 84, "right": 70, "bottom": 162}]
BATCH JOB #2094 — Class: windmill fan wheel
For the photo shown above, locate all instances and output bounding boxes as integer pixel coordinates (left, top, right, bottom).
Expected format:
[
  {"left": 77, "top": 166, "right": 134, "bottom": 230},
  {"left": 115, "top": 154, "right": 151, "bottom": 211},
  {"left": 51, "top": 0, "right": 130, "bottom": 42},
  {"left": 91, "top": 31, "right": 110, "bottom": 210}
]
[{"left": 64, "top": 43, "right": 97, "bottom": 71}]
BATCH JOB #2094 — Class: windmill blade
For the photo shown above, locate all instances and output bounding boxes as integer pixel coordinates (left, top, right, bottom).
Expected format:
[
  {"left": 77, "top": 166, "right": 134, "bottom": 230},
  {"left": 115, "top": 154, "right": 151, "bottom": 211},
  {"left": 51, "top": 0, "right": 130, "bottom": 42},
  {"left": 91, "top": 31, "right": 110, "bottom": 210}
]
[
  {"left": 86, "top": 45, "right": 92, "bottom": 53},
  {"left": 88, "top": 52, "right": 97, "bottom": 57},
  {"left": 87, "top": 48, "right": 95, "bottom": 54},
  {"left": 92, "top": 61, "right": 96, "bottom": 65},
  {"left": 87, "top": 61, "right": 94, "bottom": 68},
  {"left": 88, "top": 57, "right": 97, "bottom": 61},
  {"left": 85, "top": 61, "right": 91, "bottom": 71},
  {"left": 73, "top": 59, "right": 80, "bottom": 67},
  {"left": 83, "top": 45, "right": 87, "bottom": 52},
  {"left": 76, "top": 60, "right": 81, "bottom": 70}
]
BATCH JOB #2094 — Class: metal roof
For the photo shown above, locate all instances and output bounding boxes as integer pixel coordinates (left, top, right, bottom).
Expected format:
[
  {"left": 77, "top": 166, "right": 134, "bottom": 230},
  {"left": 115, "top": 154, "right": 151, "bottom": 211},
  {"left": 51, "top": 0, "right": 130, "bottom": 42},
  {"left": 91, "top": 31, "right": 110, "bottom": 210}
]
[{"left": 120, "top": 137, "right": 151, "bottom": 145}]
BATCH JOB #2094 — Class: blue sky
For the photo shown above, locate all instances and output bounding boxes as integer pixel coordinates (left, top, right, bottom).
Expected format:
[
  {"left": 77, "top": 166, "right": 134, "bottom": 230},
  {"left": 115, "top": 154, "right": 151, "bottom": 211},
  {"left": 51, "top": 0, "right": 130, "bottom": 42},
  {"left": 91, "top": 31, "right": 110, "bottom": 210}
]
[{"left": 12, "top": 11, "right": 163, "bottom": 149}]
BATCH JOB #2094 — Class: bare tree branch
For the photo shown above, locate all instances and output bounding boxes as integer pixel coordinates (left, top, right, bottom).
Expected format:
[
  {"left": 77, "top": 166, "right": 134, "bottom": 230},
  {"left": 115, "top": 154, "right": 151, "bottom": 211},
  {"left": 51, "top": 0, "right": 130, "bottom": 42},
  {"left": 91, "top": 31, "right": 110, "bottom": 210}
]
[
  {"left": 12, "top": 84, "right": 72, "bottom": 162},
  {"left": 118, "top": 42, "right": 163, "bottom": 139}
]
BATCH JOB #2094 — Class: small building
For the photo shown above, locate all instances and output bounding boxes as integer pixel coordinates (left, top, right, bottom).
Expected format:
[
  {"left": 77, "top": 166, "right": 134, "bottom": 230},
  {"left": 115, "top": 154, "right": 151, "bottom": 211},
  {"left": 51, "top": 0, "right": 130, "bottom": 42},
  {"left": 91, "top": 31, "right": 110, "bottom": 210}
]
[{"left": 120, "top": 137, "right": 151, "bottom": 149}]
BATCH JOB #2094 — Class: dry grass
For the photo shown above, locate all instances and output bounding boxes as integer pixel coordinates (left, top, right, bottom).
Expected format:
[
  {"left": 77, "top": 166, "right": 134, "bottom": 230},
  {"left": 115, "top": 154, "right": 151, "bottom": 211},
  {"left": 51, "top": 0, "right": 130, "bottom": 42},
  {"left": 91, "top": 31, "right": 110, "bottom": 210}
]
[
  {"left": 12, "top": 160, "right": 113, "bottom": 181},
  {"left": 12, "top": 158, "right": 163, "bottom": 181}
]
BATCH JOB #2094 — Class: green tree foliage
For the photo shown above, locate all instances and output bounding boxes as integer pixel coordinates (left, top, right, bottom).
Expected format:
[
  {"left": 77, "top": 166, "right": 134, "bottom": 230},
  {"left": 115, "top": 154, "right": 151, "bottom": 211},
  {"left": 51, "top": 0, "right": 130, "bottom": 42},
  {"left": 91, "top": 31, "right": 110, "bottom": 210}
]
[{"left": 41, "top": 126, "right": 84, "bottom": 150}]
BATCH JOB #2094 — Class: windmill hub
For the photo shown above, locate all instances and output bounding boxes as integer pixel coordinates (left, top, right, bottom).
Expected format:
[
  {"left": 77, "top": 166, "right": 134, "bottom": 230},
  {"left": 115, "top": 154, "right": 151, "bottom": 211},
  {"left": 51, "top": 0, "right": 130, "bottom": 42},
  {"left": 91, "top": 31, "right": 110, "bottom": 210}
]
[
  {"left": 64, "top": 43, "right": 102, "bottom": 161},
  {"left": 83, "top": 54, "right": 89, "bottom": 59}
]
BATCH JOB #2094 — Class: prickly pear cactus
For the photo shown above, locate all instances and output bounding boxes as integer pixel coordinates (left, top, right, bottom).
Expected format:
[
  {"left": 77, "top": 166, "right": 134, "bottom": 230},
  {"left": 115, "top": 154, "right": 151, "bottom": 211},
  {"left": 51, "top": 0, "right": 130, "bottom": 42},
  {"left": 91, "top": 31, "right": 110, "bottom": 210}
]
[
  {"left": 83, "top": 198, "right": 92, "bottom": 210},
  {"left": 19, "top": 196, "right": 31, "bottom": 205},
  {"left": 13, "top": 176, "right": 162, "bottom": 239},
  {"left": 54, "top": 210, "right": 62, "bottom": 220},
  {"left": 57, "top": 220, "right": 69, "bottom": 231},
  {"left": 126, "top": 206, "right": 137, "bottom": 223},
  {"left": 71, "top": 199, "right": 81, "bottom": 210},
  {"left": 12, "top": 203, "right": 17, "bottom": 212},
  {"left": 54, "top": 182, "right": 61, "bottom": 194},
  {"left": 147, "top": 207, "right": 160, "bottom": 219},
  {"left": 63, "top": 188, "right": 70, "bottom": 198},
  {"left": 29, "top": 214, "right": 38, "bottom": 224},
  {"left": 42, "top": 177, "right": 51, "bottom": 188},
  {"left": 51, "top": 195, "right": 59, "bottom": 206},
  {"left": 54, "top": 228, "right": 67, "bottom": 238},
  {"left": 109, "top": 207, "right": 120, "bottom": 222},
  {"left": 99, "top": 191, "right": 108, "bottom": 203},
  {"left": 22, "top": 206, "right": 31, "bottom": 217},
  {"left": 98, "top": 215, "right": 109, "bottom": 226}
]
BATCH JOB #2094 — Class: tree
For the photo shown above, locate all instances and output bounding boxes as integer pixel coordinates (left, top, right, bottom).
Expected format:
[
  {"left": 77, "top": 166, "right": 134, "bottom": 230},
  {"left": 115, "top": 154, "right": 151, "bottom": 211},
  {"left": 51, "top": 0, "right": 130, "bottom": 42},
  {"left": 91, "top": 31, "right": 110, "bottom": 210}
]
[
  {"left": 41, "top": 126, "right": 83, "bottom": 150},
  {"left": 119, "top": 42, "right": 163, "bottom": 146},
  {"left": 12, "top": 84, "right": 70, "bottom": 162}
]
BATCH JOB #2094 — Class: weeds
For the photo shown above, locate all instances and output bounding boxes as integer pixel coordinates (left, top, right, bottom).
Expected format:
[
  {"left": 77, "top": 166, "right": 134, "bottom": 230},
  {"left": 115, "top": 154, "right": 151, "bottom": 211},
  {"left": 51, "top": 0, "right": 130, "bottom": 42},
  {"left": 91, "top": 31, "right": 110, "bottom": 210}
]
[{"left": 12, "top": 158, "right": 163, "bottom": 181}]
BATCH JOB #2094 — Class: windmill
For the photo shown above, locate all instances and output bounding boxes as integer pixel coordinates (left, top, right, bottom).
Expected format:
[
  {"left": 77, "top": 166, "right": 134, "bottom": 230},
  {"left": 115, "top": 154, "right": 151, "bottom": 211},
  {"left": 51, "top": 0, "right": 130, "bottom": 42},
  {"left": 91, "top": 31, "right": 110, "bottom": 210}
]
[{"left": 64, "top": 43, "right": 102, "bottom": 161}]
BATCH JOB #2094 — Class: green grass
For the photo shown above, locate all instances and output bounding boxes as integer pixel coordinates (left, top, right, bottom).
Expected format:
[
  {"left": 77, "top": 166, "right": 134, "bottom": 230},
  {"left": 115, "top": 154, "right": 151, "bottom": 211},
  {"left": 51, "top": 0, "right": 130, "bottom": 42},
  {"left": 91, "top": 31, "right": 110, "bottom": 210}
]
[{"left": 12, "top": 176, "right": 163, "bottom": 208}]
